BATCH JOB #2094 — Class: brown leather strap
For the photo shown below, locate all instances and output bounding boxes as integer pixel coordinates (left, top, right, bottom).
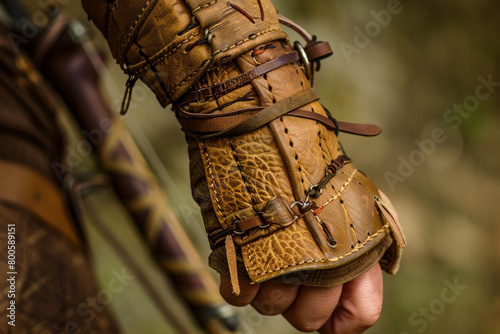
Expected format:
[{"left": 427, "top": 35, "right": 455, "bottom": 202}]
[
  {"left": 176, "top": 106, "right": 263, "bottom": 119},
  {"left": 287, "top": 109, "right": 382, "bottom": 137},
  {"left": 278, "top": 14, "right": 333, "bottom": 61},
  {"left": 209, "top": 215, "right": 264, "bottom": 247},
  {"left": 177, "top": 110, "right": 255, "bottom": 133},
  {"left": 305, "top": 41, "right": 333, "bottom": 62},
  {"left": 177, "top": 51, "right": 300, "bottom": 105},
  {"left": 178, "top": 106, "right": 381, "bottom": 137},
  {"left": 236, "top": 215, "right": 265, "bottom": 233},
  {"left": 209, "top": 196, "right": 297, "bottom": 248},
  {"left": 183, "top": 88, "right": 319, "bottom": 139},
  {"left": 225, "top": 234, "right": 240, "bottom": 295},
  {"left": 278, "top": 14, "right": 312, "bottom": 42},
  {"left": 0, "top": 160, "right": 82, "bottom": 248}
]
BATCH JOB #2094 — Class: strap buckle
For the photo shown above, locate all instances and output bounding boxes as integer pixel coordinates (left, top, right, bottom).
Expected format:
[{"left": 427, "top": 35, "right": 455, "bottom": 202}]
[{"left": 197, "top": 82, "right": 227, "bottom": 102}]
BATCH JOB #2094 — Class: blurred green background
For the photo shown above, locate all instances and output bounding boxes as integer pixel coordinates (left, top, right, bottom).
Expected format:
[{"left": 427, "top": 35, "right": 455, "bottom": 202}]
[{"left": 23, "top": 0, "right": 500, "bottom": 333}]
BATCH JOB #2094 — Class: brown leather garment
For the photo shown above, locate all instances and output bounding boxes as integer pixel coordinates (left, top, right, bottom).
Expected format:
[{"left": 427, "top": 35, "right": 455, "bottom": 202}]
[
  {"left": 0, "top": 25, "right": 63, "bottom": 183},
  {"left": 0, "top": 203, "right": 119, "bottom": 333},
  {"left": 84, "top": 0, "right": 405, "bottom": 292},
  {"left": 0, "top": 23, "right": 119, "bottom": 331}
]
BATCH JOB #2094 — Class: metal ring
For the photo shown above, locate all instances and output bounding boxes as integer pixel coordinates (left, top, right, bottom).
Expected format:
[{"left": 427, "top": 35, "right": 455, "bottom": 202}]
[
  {"left": 308, "top": 184, "right": 322, "bottom": 199},
  {"left": 232, "top": 220, "right": 245, "bottom": 235},
  {"left": 258, "top": 223, "right": 272, "bottom": 229},
  {"left": 256, "top": 212, "right": 272, "bottom": 229},
  {"left": 294, "top": 41, "right": 312, "bottom": 80}
]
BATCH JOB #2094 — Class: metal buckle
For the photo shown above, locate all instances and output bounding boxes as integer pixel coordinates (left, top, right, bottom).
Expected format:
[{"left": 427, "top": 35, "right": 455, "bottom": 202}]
[
  {"left": 290, "top": 166, "right": 335, "bottom": 212},
  {"left": 250, "top": 49, "right": 262, "bottom": 66},
  {"left": 294, "top": 41, "right": 312, "bottom": 80},
  {"left": 196, "top": 87, "right": 203, "bottom": 103}
]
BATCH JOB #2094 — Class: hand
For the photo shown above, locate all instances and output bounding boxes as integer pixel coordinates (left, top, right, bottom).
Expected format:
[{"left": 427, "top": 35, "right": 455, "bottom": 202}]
[{"left": 220, "top": 263, "right": 383, "bottom": 333}]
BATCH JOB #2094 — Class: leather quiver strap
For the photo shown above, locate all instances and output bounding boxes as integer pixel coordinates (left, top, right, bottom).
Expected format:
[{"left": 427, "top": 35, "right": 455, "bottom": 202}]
[
  {"left": 84, "top": 0, "right": 405, "bottom": 290},
  {"left": 0, "top": 160, "right": 82, "bottom": 248}
]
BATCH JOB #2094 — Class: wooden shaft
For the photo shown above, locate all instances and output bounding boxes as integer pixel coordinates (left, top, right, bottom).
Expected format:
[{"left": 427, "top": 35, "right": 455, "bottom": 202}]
[{"left": 30, "top": 17, "right": 237, "bottom": 332}]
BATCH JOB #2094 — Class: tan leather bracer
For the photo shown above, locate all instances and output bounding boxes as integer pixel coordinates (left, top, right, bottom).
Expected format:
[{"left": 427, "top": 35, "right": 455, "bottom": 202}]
[{"left": 84, "top": 0, "right": 405, "bottom": 294}]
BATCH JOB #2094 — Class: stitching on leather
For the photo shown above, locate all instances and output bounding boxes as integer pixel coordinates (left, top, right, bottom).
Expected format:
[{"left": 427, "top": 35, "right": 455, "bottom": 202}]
[
  {"left": 167, "top": 27, "right": 281, "bottom": 96},
  {"left": 340, "top": 199, "right": 358, "bottom": 241},
  {"left": 320, "top": 169, "right": 357, "bottom": 209},
  {"left": 201, "top": 142, "right": 224, "bottom": 219},
  {"left": 192, "top": 0, "right": 218, "bottom": 14},
  {"left": 280, "top": 119, "right": 306, "bottom": 194},
  {"left": 248, "top": 223, "right": 390, "bottom": 276},
  {"left": 317, "top": 124, "right": 334, "bottom": 164},
  {"left": 107, "top": 2, "right": 119, "bottom": 39},
  {"left": 134, "top": 40, "right": 170, "bottom": 100},
  {"left": 317, "top": 126, "right": 326, "bottom": 162},
  {"left": 134, "top": 30, "right": 201, "bottom": 74},
  {"left": 119, "top": 0, "right": 153, "bottom": 57},
  {"left": 228, "top": 138, "right": 257, "bottom": 207}
]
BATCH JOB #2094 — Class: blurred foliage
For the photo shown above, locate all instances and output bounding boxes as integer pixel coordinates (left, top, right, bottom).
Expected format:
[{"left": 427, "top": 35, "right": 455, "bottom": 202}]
[{"left": 20, "top": 0, "right": 500, "bottom": 333}]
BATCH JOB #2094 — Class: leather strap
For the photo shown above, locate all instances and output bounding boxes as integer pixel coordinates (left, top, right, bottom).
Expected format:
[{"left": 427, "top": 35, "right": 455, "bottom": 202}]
[
  {"left": 177, "top": 51, "right": 300, "bottom": 105},
  {"left": 0, "top": 160, "right": 82, "bottom": 248},
  {"left": 178, "top": 107, "right": 381, "bottom": 137},
  {"left": 209, "top": 215, "right": 265, "bottom": 247},
  {"left": 278, "top": 14, "right": 312, "bottom": 42},
  {"left": 305, "top": 41, "right": 333, "bottom": 62},
  {"left": 183, "top": 88, "right": 319, "bottom": 139},
  {"left": 209, "top": 195, "right": 297, "bottom": 248},
  {"left": 278, "top": 14, "right": 333, "bottom": 60},
  {"left": 177, "top": 110, "right": 257, "bottom": 133},
  {"left": 287, "top": 110, "right": 382, "bottom": 137}
]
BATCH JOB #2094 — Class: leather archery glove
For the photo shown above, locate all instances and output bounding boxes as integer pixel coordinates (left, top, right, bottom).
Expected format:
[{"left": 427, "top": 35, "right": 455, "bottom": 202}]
[{"left": 83, "top": 0, "right": 405, "bottom": 295}]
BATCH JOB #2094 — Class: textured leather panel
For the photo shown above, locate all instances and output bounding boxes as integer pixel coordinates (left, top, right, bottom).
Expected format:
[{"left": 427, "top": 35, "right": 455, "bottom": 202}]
[{"left": 243, "top": 220, "right": 326, "bottom": 278}]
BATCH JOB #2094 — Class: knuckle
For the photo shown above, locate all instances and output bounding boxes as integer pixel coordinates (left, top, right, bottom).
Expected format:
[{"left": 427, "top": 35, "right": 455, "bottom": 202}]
[
  {"left": 357, "top": 310, "right": 381, "bottom": 329},
  {"left": 220, "top": 290, "right": 252, "bottom": 307},
  {"left": 223, "top": 295, "right": 253, "bottom": 307},
  {"left": 292, "top": 319, "right": 325, "bottom": 333},
  {"left": 251, "top": 301, "right": 282, "bottom": 316}
]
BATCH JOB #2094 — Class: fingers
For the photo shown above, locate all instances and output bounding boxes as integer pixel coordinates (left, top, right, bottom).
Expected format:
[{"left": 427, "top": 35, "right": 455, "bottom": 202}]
[
  {"left": 220, "top": 275, "right": 300, "bottom": 315},
  {"left": 282, "top": 284, "right": 343, "bottom": 332},
  {"left": 251, "top": 281, "right": 300, "bottom": 315},
  {"left": 319, "top": 264, "right": 384, "bottom": 334},
  {"left": 220, "top": 264, "right": 383, "bottom": 334},
  {"left": 219, "top": 275, "right": 260, "bottom": 306}
]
